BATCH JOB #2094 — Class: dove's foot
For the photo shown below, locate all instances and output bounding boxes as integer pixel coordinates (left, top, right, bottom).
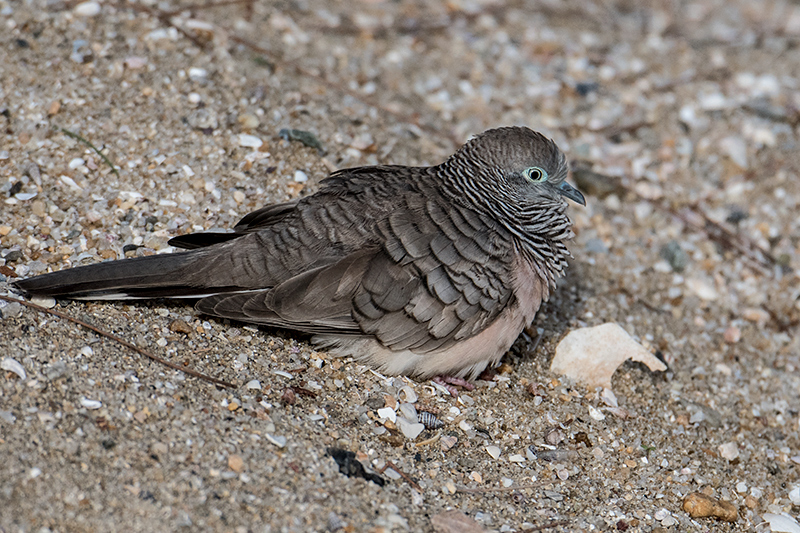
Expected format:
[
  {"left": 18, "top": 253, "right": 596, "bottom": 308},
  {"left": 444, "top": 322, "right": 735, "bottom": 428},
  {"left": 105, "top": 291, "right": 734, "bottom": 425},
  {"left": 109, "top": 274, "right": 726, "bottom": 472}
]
[{"left": 432, "top": 375, "right": 475, "bottom": 396}]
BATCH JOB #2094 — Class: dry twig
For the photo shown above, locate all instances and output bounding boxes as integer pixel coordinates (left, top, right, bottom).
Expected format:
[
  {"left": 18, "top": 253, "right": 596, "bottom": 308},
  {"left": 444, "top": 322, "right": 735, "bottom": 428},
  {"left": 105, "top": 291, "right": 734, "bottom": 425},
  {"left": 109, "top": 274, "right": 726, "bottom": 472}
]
[
  {"left": 0, "top": 294, "right": 235, "bottom": 388},
  {"left": 520, "top": 521, "right": 570, "bottom": 532},
  {"left": 378, "top": 460, "right": 422, "bottom": 492},
  {"left": 456, "top": 480, "right": 555, "bottom": 494}
]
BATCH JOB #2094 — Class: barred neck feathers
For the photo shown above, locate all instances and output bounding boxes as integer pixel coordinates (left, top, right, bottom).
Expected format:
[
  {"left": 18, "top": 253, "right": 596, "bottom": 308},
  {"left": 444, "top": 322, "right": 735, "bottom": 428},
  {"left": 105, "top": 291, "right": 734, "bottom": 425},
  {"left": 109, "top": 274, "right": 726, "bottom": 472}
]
[{"left": 436, "top": 126, "right": 577, "bottom": 286}]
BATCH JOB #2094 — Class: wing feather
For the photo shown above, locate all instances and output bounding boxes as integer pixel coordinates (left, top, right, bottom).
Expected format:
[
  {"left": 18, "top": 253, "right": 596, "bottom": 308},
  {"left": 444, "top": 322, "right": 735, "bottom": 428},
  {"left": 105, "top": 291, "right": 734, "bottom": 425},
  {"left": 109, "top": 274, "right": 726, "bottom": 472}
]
[{"left": 194, "top": 195, "right": 520, "bottom": 356}]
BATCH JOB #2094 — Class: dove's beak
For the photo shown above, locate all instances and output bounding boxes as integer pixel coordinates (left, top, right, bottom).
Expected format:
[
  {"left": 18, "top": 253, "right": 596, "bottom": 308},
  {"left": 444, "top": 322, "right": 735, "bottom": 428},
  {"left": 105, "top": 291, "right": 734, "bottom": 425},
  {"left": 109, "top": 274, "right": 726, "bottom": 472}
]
[{"left": 558, "top": 181, "right": 586, "bottom": 206}]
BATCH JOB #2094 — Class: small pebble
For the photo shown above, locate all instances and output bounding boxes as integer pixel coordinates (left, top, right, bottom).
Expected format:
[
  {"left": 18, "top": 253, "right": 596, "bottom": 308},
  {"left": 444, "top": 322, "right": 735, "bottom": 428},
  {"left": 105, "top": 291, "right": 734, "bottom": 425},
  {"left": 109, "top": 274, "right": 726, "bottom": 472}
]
[
  {"left": 660, "top": 241, "right": 688, "bottom": 272},
  {"left": 588, "top": 405, "right": 605, "bottom": 421},
  {"left": 545, "top": 428, "right": 564, "bottom": 445},
  {"left": 328, "top": 512, "right": 346, "bottom": 532},
  {"left": 281, "top": 387, "right": 296, "bottom": 405},
  {"left": 682, "top": 492, "right": 738, "bottom": 522},
  {"left": 73, "top": 1, "right": 101, "bottom": 16},
  {"left": 382, "top": 394, "right": 397, "bottom": 410},
  {"left": 59, "top": 175, "right": 82, "bottom": 191},
  {"left": 1, "top": 301, "right": 23, "bottom": 318},
  {"left": 544, "top": 490, "right": 564, "bottom": 501},
  {"left": 228, "top": 454, "right": 245, "bottom": 473},
  {"left": 124, "top": 56, "right": 147, "bottom": 69},
  {"left": 238, "top": 114, "right": 260, "bottom": 130},
  {"left": 44, "top": 361, "right": 68, "bottom": 380},
  {"left": 3, "top": 249, "right": 23, "bottom": 261},
  {"left": 685, "top": 278, "right": 719, "bottom": 301},
  {"left": 601, "top": 388, "right": 618, "bottom": 407},
  {"left": 265, "top": 434, "right": 287, "bottom": 448},
  {"left": 742, "top": 308, "right": 770, "bottom": 325},
  {"left": 169, "top": 319, "right": 193, "bottom": 334},
  {"left": 279, "top": 128, "right": 325, "bottom": 154},
  {"left": 762, "top": 514, "right": 800, "bottom": 532},
  {"left": 440, "top": 435, "right": 458, "bottom": 452},
  {"left": 31, "top": 200, "right": 45, "bottom": 217},
  {"left": 398, "top": 403, "right": 417, "bottom": 421},
  {"left": 485, "top": 445, "right": 501, "bottom": 459},
  {"left": 719, "top": 136, "right": 748, "bottom": 168},
  {"left": 723, "top": 326, "right": 741, "bottom": 344},
  {"left": 237, "top": 134, "right": 263, "bottom": 148},
  {"left": 80, "top": 398, "right": 102, "bottom": 410},
  {"left": 396, "top": 417, "right": 424, "bottom": 440},
  {"left": 789, "top": 486, "right": 800, "bottom": 505},
  {"left": 538, "top": 449, "right": 579, "bottom": 462},
  {"left": 188, "top": 67, "right": 208, "bottom": 80},
  {"left": 383, "top": 468, "right": 402, "bottom": 481},
  {"left": 430, "top": 510, "right": 486, "bottom": 533},
  {"left": 660, "top": 515, "right": 677, "bottom": 527},
  {"left": 377, "top": 407, "right": 396, "bottom": 423},
  {"left": 699, "top": 92, "right": 729, "bottom": 110},
  {"left": 584, "top": 238, "right": 608, "bottom": 254}
]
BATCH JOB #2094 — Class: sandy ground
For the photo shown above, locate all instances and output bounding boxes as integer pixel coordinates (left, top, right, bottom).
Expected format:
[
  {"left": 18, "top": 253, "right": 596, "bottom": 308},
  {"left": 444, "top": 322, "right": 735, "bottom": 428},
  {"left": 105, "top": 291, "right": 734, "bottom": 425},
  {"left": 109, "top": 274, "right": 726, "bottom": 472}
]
[{"left": 1, "top": 1, "right": 800, "bottom": 531}]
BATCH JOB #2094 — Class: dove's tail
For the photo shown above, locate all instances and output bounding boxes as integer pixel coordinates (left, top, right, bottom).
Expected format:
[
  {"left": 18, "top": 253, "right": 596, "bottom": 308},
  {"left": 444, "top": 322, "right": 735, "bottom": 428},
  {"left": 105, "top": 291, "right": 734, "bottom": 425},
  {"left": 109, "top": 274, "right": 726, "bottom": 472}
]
[{"left": 12, "top": 249, "right": 249, "bottom": 300}]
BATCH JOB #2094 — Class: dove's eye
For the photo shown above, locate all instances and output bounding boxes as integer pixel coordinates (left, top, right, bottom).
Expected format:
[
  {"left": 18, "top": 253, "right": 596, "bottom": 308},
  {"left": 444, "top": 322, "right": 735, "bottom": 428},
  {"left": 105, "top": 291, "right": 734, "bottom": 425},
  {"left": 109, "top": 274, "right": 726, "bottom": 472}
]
[{"left": 523, "top": 167, "right": 548, "bottom": 182}]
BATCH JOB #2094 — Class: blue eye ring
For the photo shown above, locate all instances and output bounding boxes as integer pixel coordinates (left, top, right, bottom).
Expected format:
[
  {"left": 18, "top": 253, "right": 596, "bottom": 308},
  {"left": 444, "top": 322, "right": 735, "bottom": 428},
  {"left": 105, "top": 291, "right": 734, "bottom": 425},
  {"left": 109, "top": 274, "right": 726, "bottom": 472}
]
[{"left": 523, "top": 166, "right": 548, "bottom": 182}]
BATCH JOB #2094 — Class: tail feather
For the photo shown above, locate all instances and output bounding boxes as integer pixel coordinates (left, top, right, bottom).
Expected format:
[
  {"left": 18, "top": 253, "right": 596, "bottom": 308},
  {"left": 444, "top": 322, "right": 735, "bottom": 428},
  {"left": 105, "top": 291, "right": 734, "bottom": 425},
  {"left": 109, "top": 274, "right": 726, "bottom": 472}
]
[
  {"left": 12, "top": 250, "right": 250, "bottom": 300},
  {"left": 167, "top": 232, "right": 243, "bottom": 250}
]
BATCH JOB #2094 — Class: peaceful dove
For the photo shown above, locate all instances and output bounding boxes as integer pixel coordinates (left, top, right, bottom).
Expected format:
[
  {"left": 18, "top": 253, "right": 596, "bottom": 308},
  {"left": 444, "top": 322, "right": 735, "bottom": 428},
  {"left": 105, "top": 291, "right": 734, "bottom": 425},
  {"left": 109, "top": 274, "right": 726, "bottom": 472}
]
[{"left": 13, "top": 127, "right": 585, "bottom": 380}]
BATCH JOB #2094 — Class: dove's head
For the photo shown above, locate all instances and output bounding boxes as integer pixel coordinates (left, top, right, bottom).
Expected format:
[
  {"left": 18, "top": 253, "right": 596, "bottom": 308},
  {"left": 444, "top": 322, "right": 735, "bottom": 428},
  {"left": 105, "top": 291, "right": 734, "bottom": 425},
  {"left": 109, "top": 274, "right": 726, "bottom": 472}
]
[
  {"left": 443, "top": 126, "right": 585, "bottom": 210},
  {"left": 439, "top": 126, "right": 585, "bottom": 279}
]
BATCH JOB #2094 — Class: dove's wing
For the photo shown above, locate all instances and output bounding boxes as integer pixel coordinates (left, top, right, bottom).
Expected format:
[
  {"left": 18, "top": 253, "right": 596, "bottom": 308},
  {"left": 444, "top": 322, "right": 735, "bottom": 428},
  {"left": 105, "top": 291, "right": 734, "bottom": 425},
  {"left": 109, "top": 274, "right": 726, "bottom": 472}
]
[{"left": 196, "top": 193, "right": 519, "bottom": 355}]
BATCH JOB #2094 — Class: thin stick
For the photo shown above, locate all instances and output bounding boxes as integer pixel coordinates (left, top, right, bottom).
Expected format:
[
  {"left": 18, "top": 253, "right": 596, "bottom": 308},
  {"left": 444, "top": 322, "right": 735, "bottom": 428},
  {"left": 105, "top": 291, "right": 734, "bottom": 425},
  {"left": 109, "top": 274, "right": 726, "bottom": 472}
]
[
  {"left": 159, "top": 0, "right": 254, "bottom": 17},
  {"left": 54, "top": 126, "right": 120, "bottom": 177},
  {"left": 521, "top": 521, "right": 570, "bottom": 531},
  {"left": 456, "top": 480, "right": 555, "bottom": 494},
  {"left": 0, "top": 294, "right": 235, "bottom": 388},
  {"left": 119, "top": 0, "right": 207, "bottom": 49},
  {"left": 670, "top": 205, "right": 779, "bottom": 270},
  {"left": 378, "top": 460, "right": 422, "bottom": 492}
]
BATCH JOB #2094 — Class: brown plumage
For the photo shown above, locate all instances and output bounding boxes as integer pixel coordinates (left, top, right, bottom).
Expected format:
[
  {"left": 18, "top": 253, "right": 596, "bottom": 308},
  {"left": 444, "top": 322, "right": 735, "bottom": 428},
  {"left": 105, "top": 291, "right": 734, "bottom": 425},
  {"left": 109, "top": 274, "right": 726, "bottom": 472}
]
[{"left": 13, "top": 127, "right": 585, "bottom": 379}]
